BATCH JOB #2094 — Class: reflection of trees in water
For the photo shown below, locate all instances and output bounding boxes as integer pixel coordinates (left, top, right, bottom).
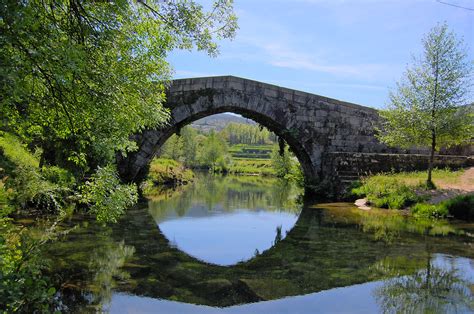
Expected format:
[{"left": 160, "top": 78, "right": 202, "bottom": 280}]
[
  {"left": 47, "top": 205, "right": 474, "bottom": 310},
  {"left": 147, "top": 174, "right": 303, "bottom": 222},
  {"left": 87, "top": 241, "right": 135, "bottom": 309},
  {"left": 317, "top": 204, "right": 461, "bottom": 244},
  {"left": 374, "top": 254, "right": 474, "bottom": 313},
  {"left": 48, "top": 223, "right": 135, "bottom": 312}
]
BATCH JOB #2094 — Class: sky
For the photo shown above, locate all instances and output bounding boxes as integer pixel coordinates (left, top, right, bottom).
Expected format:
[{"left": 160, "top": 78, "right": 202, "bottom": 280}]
[{"left": 167, "top": 0, "right": 474, "bottom": 109}]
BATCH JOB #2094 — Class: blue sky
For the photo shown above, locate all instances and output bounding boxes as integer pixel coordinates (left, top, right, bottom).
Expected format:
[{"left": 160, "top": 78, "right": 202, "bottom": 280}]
[{"left": 168, "top": 0, "right": 474, "bottom": 109}]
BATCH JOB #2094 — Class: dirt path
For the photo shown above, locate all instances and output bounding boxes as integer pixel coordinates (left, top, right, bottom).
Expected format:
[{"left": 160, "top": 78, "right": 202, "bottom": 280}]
[
  {"left": 436, "top": 167, "right": 474, "bottom": 192},
  {"left": 426, "top": 167, "right": 474, "bottom": 204}
]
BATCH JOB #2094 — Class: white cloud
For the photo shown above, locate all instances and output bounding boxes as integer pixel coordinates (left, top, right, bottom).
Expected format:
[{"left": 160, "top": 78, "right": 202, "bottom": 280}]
[{"left": 249, "top": 41, "right": 395, "bottom": 80}]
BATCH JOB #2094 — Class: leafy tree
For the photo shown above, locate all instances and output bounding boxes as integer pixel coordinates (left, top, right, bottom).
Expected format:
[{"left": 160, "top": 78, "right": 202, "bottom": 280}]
[
  {"left": 159, "top": 126, "right": 199, "bottom": 166},
  {"left": 0, "top": 0, "right": 237, "bottom": 175},
  {"left": 378, "top": 23, "right": 473, "bottom": 187},
  {"left": 201, "top": 130, "right": 228, "bottom": 171},
  {"left": 220, "top": 122, "right": 274, "bottom": 145},
  {"left": 80, "top": 165, "right": 138, "bottom": 223},
  {"left": 160, "top": 134, "right": 184, "bottom": 161},
  {"left": 181, "top": 126, "right": 199, "bottom": 166},
  {"left": 271, "top": 144, "right": 293, "bottom": 178}
]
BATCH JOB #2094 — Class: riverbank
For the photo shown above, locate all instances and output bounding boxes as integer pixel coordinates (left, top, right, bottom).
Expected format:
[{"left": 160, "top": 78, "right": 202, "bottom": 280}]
[
  {"left": 351, "top": 168, "right": 474, "bottom": 220},
  {"left": 144, "top": 158, "right": 194, "bottom": 188}
]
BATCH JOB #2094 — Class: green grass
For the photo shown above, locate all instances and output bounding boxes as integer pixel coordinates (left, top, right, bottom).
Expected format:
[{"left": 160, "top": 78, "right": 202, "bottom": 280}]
[
  {"left": 228, "top": 144, "right": 273, "bottom": 159},
  {"left": 0, "top": 132, "right": 39, "bottom": 173},
  {"left": 227, "top": 159, "right": 275, "bottom": 176},
  {"left": 147, "top": 158, "right": 194, "bottom": 186},
  {"left": 352, "top": 175, "right": 425, "bottom": 209},
  {"left": 352, "top": 168, "right": 473, "bottom": 220},
  {"left": 376, "top": 168, "right": 465, "bottom": 187},
  {"left": 410, "top": 194, "right": 474, "bottom": 220}
]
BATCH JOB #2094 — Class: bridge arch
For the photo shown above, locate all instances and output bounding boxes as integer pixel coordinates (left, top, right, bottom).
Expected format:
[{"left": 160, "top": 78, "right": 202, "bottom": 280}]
[{"left": 117, "top": 76, "right": 390, "bottom": 185}]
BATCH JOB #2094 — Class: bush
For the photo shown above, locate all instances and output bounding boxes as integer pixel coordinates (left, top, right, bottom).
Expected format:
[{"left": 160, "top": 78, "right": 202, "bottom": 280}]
[
  {"left": 80, "top": 165, "right": 138, "bottom": 223},
  {"left": 6, "top": 166, "right": 68, "bottom": 214},
  {"left": 147, "top": 158, "right": 194, "bottom": 186},
  {"left": 410, "top": 203, "right": 449, "bottom": 219},
  {"left": 0, "top": 132, "right": 73, "bottom": 214},
  {"left": 440, "top": 194, "right": 474, "bottom": 220},
  {"left": 352, "top": 176, "right": 422, "bottom": 209},
  {"left": 41, "top": 166, "right": 76, "bottom": 188},
  {"left": 0, "top": 210, "right": 58, "bottom": 312}
]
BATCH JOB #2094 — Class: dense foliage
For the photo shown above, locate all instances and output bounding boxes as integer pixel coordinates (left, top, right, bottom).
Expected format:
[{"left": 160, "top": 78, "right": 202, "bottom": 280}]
[
  {"left": 0, "top": 1, "right": 237, "bottom": 310},
  {"left": 412, "top": 194, "right": 474, "bottom": 220},
  {"left": 144, "top": 158, "right": 194, "bottom": 190},
  {"left": 378, "top": 23, "right": 473, "bottom": 186},
  {"left": 158, "top": 123, "right": 302, "bottom": 182},
  {"left": 221, "top": 122, "right": 276, "bottom": 145},
  {"left": 79, "top": 165, "right": 138, "bottom": 223},
  {"left": 1, "top": 0, "right": 237, "bottom": 175}
]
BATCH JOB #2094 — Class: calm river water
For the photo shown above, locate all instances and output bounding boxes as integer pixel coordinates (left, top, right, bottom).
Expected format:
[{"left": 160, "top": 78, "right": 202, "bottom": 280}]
[{"left": 44, "top": 173, "right": 474, "bottom": 313}]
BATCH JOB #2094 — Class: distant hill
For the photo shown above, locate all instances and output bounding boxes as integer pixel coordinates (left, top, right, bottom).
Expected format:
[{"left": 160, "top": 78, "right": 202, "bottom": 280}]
[{"left": 191, "top": 113, "right": 256, "bottom": 132}]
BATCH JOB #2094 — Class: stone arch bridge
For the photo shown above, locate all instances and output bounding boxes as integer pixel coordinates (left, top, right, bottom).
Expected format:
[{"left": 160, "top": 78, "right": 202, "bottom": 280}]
[{"left": 117, "top": 76, "right": 471, "bottom": 189}]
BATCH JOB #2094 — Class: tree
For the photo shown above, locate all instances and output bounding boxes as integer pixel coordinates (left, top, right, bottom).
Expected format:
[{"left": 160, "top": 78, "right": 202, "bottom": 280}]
[
  {"left": 378, "top": 23, "right": 473, "bottom": 187},
  {"left": 160, "top": 134, "right": 184, "bottom": 161},
  {"left": 181, "top": 126, "right": 199, "bottom": 166},
  {"left": 271, "top": 144, "right": 293, "bottom": 178},
  {"left": 201, "top": 130, "right": 228, "bottom": 171},
  {"left": 0, "top": 0, "right": 237, "bottom": 175}
]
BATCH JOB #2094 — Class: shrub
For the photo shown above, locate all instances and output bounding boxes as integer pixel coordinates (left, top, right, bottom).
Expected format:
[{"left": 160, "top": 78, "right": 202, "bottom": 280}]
[
  {"left": 440, "top": 194, "right": 474, "bottom": 220},
  {"left": 351, "top": 176, "right": 421, "bottom": 209},
  {"left": 41, "top": 166, "right": 76, "bottom": 188},
  {"left": 80, "top": 165, "right": 138, "bottom": 223},
  {"left": 410, "top": 203, "right": 449, "bottom": 219},
  {"left": 0, "top": 211, "right": 58, "bottom": 312},
  {"left": 0, "top": 132, "right": 39, "bottom": 170},
  {"left": 6, "top": 166, "right": 68, "bottom": 214},
  {"left": 147, "top": 158, "right": 194, "bottom": 186}
]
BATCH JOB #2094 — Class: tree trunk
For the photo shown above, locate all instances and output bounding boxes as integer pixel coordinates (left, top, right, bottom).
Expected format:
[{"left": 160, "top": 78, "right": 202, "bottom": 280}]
[{"left": 427, "top": 130, "right": 436, "bottom": 188}]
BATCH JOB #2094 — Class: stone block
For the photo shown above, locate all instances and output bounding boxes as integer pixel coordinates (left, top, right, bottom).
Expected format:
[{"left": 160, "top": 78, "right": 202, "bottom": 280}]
[{"left": 264, "top": 88, "right": 278, "bottom": 98}]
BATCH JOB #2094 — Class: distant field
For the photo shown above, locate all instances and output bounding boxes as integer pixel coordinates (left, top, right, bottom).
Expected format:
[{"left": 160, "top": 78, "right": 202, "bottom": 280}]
[
  {"left": 228, "top": 158, "right": 275, "bottom": 176},
  {"left": 229, "top": 144, "right": 273, "bottom": 159}
]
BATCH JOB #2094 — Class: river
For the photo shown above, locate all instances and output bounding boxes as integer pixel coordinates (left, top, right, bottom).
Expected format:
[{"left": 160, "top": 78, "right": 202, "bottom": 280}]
[{"left": 43, "top": 173, "right": 474, "bottom": 313}]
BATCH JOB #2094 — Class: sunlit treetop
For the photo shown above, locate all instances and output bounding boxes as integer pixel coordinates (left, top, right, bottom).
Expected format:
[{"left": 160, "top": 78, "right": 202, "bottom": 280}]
[{"left": 0, "top": 0, "right": 238, "bottom": 173}]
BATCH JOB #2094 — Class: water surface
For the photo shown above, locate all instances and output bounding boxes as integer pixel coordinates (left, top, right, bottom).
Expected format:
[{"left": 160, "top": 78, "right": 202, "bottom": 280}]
[{"left": 43, "top": 173, "right": 474, "bottom": 313}]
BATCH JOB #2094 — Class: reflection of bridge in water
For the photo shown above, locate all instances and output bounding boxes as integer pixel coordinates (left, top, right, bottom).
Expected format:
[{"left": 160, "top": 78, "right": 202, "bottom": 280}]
[{"left": 107, "top": 204, "right": 472, "bottom": 308}]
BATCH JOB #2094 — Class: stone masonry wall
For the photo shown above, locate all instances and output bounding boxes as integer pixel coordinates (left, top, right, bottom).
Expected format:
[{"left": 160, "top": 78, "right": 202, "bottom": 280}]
[{"left": 323, "top": 152, "right": 473, "bottom": 186}]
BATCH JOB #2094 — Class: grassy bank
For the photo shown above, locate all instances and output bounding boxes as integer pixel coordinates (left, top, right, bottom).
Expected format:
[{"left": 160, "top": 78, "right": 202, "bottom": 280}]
[
  {"left": 145, "top": 158, "right": 194, "bottom": 188},
  {"left": 228, "top": 144, "right": 273, "bottom": 159},
  {"left": 352, "top": 168, "right": 473, "bottom": 220},
  {"left": 227, "top": 158, "right": 275, "bottom": 176}
]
